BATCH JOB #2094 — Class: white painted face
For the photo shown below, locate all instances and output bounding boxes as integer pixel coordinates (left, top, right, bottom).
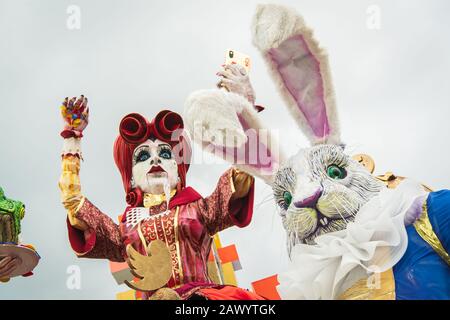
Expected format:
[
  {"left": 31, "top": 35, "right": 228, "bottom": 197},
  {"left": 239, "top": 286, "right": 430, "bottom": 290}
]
[{"left": 131, "top": 139, "right": 179, "bottom": 194}]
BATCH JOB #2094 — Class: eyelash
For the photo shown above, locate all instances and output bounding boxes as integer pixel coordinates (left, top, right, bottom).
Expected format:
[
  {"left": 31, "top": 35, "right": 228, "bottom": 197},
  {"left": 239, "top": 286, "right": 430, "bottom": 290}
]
[
  {"left": 159, "top": 147, "right": 172, "bottom": 159},
  {"left": 326, "top": 153, "right": 347, "bottom": 169},
  {"left": 135, "top": 150, "right": 150, "bottom": 163},
  {"left": 134, "top": 146, "right": 173, "bottom": 164},
  {"left": 273, "top": 168, "right": 296, "bottom": 210}
]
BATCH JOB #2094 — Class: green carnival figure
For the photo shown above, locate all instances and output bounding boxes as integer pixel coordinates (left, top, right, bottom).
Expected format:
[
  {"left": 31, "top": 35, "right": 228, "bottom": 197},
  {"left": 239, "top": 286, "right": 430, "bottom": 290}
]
[{"left": 0, "top": 187, "right": 39, "bottom": 283}]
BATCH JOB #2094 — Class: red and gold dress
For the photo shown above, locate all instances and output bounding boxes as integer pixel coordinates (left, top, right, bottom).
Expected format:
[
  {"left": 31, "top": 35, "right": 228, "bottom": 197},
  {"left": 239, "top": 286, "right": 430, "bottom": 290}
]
[{"left": 60, "top": 151, "right": 263, "bottom": 300}]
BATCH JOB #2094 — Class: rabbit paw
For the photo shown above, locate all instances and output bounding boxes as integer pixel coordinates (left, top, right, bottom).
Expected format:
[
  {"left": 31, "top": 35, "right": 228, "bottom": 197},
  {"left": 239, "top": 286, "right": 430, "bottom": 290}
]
[{"left": 184, "top": 89, "right": 249, "bottom": 148}]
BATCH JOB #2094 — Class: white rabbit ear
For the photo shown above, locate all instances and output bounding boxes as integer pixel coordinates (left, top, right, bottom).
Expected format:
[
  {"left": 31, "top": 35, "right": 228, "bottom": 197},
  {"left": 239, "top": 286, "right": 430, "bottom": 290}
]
[
  {"left": 184, "top": 89, "right": 285, "bottom": 185},
  {"left": 252, "top": 4, "right": 341, "bottom": 145}
]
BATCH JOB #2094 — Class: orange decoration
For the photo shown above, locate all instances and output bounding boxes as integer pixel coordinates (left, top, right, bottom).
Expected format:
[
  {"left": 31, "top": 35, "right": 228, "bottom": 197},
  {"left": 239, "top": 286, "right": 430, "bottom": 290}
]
[{"left": 251, "top": 275, "right": 280, "bottom": 300}]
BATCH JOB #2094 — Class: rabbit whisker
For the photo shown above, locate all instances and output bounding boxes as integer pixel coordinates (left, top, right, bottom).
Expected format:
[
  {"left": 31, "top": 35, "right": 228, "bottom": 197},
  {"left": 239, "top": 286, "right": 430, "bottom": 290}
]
[
  {"left": 339, "top": 196, "right": 360, "bottom": 217},
  {"left": 330, "top": 194, "right": 349, "bottom": 223},
  {"left": 255, "top": 196, "right": 275, "bottom": 210}
]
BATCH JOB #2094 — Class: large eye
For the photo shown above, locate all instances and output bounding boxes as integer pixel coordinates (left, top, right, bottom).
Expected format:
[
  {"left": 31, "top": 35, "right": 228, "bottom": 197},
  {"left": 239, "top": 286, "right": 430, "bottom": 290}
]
[
  {"left": 327, "top": 165, "right": 347, "bottom": 179},
  {"left": 283, "top": 191, "right": 292, "bottom": 209},
  {"left": 136, "top": 150, "right": 150, "bottom": 163},
  {"left": 159, "top": 148, "right": 172, "bottom": 160}
]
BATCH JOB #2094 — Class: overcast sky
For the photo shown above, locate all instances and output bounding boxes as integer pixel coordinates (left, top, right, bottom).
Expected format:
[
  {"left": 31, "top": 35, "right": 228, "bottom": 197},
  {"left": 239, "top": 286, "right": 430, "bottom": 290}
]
[{"left": 1, "top": 0, "right": 449, "bottom": 299}]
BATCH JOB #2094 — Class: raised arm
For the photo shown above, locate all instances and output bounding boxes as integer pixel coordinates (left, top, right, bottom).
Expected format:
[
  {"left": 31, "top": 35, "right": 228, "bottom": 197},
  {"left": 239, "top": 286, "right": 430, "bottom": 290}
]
[
  {"left": 58, "top": 96, "right": 125, "bottom": 261},
  {"left": 58, "top": 96, "right": 89, "bottom": 230},
  {"left": 217, "top": 63, "right": 256, "bottom": 105},
  {"left": 196, "top": 168, "right": 255, "bottom": 236}
]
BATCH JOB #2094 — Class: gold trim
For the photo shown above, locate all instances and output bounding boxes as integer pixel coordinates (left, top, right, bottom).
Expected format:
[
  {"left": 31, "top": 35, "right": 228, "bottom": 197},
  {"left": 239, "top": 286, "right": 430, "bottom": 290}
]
[
  {"left": 352, "top": 154, "right": 375, "bottom": 174},
  {"left": 139, "top": 208, "right": 183, "bottom": 287},
  {"left": 74, "top": 196, "right": 86, "bottom": 215},
  {"left": 174, "top": 206, "right": 184, "bottom": 285},
  {"left": 413, "top": 202, "right": 450, "bottom": 266},
  {"left": 137, "top": 221, "right": 149, "bottom": 255},
  {"left": 338, "top": 269, "right": 396, "bottom": 300},
  {"left": 230, "top": 170, "right": 236, "bottom": 194},
  {"left": 160, "top": 214, "right": 176, "bottom": 282}
]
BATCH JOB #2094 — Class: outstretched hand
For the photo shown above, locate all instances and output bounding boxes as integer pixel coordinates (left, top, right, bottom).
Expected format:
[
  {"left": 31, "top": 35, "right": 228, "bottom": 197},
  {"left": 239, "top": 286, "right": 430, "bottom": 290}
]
[
  {"left": 60, "top": 95, "right": 89, "bottom": 136},
  {"left": 231, "top": 169, "right": 254, "bottom": 200},
  {"left": 0, "top": 256, "right": 21, "bottom": 282},
  {"left": 217, "top": 64, "right": 255, "bottom": 104}
]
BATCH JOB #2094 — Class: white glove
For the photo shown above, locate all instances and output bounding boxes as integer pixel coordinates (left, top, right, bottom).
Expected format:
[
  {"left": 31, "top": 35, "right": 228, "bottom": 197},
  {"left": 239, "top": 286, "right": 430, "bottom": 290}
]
[{"left": 217, "top": 64, "right": 255, "bottom": 105}]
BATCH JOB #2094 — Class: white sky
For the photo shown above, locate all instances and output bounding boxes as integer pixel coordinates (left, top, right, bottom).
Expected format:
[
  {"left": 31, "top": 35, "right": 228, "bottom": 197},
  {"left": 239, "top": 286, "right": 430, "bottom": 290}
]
[{"left": 1, "top": 0, "right": 449, "bottom": 299}]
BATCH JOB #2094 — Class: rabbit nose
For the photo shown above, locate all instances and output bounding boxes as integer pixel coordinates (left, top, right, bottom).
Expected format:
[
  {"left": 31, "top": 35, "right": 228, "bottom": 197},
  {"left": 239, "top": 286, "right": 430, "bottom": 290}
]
[{"left": 293, "top": 188, "right": 323, "bottom": 208}]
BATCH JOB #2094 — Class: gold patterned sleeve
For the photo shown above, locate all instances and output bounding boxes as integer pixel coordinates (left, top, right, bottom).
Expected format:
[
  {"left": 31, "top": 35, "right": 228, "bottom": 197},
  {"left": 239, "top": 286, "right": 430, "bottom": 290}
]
[
  {"left": 196, "top": 168, "right": 255, "bottom": 235},
  {"left": 230, "top": 169, "right": 254, "bottom": 201},
  {"left": 58, "top": 137, "right": 125, "bottom": 261},
  {"left": 58, "top": 138, "right": 88, "bottom": 231}
]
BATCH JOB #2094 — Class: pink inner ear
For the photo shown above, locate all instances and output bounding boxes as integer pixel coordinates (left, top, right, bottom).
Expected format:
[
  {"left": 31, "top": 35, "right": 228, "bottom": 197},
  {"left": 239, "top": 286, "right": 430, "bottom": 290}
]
[
  {"left": 210, "top": 115, "right": 276, "bottom": 175},
  {"left": 268, "top": 34, "right": 330, "bottom": 139}
]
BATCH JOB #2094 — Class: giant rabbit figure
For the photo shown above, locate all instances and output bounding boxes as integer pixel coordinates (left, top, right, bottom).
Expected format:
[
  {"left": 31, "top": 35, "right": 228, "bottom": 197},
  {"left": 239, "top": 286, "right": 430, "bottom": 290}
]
[{"left": 184, "top": 4, "right": 450, "bottom": 300}]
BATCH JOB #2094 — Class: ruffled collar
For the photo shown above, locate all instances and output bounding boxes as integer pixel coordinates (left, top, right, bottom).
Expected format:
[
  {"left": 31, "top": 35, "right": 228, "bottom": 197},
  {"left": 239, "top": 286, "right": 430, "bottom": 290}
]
[
  {"left": 277, "top": 179, "right": 427, "bottom": 300},
  {"left": 122, "top": 186, "right": 203, "bottom": 230}
]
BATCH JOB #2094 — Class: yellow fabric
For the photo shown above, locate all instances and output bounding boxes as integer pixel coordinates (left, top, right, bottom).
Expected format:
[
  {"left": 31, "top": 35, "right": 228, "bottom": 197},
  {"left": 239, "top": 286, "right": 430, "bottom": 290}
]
[
  {"left": 116, "top": 289, "right": 137, "bottom": 300},
  {"left": 221, "top": 262, "right": 238, "bottom": 286},
  {"left": 143, "top": 189, "right": 177, "bottom": 208},
  {"left": 58, "top": 154, "right": 87, "bottom": 230},
  {"left": 213, "top": 234, "right": 222, "bottom": 248},
  {"left": 414, "top": 203, "right": 450, "bottom": 266},
  {"left": 207, "top": 260, "right": 222, "bottom": 285},
  {"left": 338, "top": 269, "right": 396, "bottom": 300}
]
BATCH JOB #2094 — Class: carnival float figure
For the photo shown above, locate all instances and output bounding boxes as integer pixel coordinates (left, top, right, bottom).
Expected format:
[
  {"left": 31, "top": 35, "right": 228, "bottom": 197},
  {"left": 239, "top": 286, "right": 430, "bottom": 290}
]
[
  {"left": 58, "top": 95, "right": 265, "bottom": 300},
  {"left": 0, "top": 187, "right": 40, "bottom": 283},
  {"left": 185, "top": 4, "right": 450, "bottom": 299}
]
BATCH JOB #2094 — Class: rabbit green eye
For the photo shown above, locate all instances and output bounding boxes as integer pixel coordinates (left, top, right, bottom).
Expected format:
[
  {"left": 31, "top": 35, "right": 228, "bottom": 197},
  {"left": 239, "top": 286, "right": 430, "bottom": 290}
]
[
  {"left": 283, "top": 191, "right": 292, "bottom": 208},
  {"left": 327, "top": 165, "right": 347, "bottom": 179}
]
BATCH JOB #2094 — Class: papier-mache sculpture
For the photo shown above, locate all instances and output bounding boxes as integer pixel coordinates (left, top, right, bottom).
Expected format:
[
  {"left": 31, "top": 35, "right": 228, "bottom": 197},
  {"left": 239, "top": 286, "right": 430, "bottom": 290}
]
[
  {"left": 58, "top": 95, "right": 265, "bottom": 300},
  {"left": 184, "top": 4, "right": 450, "bottom": 300},
  {"left": 0, "top": 187, "right": 40, "bottom": 283}
]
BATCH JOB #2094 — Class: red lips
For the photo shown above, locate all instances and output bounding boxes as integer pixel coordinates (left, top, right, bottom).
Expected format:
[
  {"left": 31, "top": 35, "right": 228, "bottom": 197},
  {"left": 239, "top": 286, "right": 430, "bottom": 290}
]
[{"left": 148, "top": 166, "right": 165, "bottom": 174}]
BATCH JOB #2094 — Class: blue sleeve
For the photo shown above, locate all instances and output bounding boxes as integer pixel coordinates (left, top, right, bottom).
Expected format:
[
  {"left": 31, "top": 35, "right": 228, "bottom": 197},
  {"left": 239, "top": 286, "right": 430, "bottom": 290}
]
[
  {"left": 427, "top": 190, "right": 450, "bottom": 253},
  {"left": 393, "top": 190, "right": 450, "bottom": 299}
]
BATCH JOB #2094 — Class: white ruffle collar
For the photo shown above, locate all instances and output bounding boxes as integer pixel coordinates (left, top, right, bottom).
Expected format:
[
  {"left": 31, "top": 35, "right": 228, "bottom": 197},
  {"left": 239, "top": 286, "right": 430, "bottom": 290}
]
[{"left": 277, "top": 179, "right": 426, "bottom": 300}]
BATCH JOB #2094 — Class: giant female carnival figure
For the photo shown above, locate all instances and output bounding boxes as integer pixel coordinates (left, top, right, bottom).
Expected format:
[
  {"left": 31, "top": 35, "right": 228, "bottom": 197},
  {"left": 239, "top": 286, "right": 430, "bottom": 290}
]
[{"left": 57, "top": 95, "right": 265, "bottom": 300}]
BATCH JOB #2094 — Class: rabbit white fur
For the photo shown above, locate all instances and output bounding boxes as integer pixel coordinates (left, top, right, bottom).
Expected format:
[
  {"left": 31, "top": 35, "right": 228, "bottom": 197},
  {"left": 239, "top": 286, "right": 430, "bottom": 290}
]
[
  {"left": 252, "top": 4, "right": 340, "bottom": 145},
  {"left": 184, "top": 89, "right": 249, "bottom": 148},
  {"left": 184, "top": 4, "right": 381, "bottom": 246},
  {"left": 185, "top": 88, "right": 285, "bottom": 185}
]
